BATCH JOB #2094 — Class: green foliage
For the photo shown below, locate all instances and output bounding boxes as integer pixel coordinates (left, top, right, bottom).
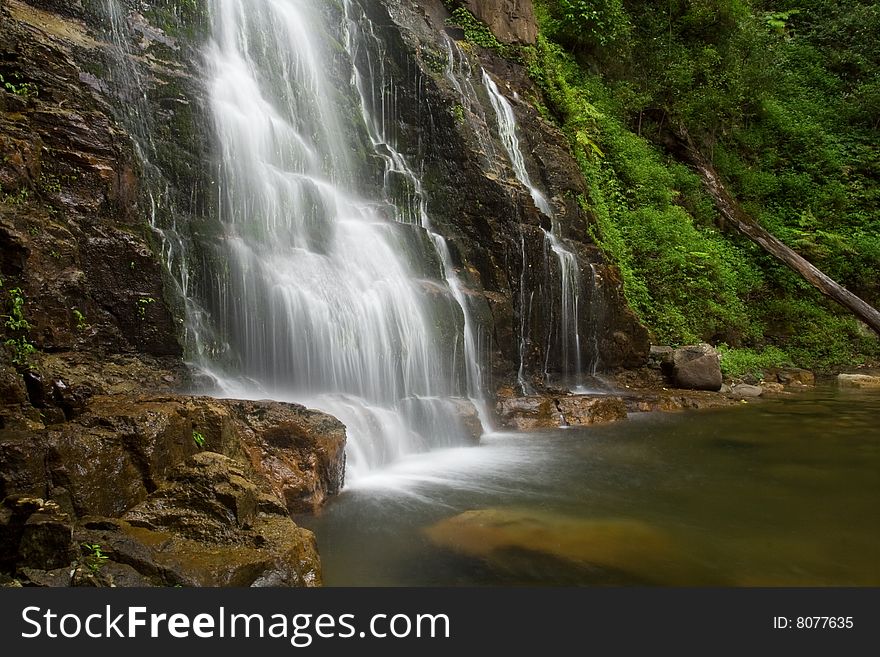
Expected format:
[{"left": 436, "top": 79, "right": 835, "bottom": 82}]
[
  {"left": 717, "top": 344, "right": 791, "bottom": 378},
  {"left": 532, "top": 38, "right": 761, "bottom": 344},
  {"left": 0, "top": 185, "right": 30, "bottom": 206},
  {"left": 446, "top": 7, "right": 513, "bottom": 58},
  {"left": 538, "top": 0, "right": 632, "bottom": 51},
  {"left": 527, "top": 0, "right": 880, "bottom": 371},
  {"left": 137, "top": 296, "right": 156, "bottom": 319},
  {"left": 72, "top": 309, "right": 88, "bottom": 331},
  {"left": 0, "top": 73, "right": 38, "bottom": 98},
  {"left": 192, "top": 430, "right": 206, "bottom": 448},
  {"left": 2, "top": 286, "right": 36, "bottom": 367},
  {"left": 81, "top": 543, "right": 109, "bottom": 572}
]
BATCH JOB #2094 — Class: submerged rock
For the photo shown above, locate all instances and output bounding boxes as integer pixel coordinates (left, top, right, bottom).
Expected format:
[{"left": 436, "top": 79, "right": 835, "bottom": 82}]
[{"left": 425, "top": 508, "right": 719, "bottom": 585}]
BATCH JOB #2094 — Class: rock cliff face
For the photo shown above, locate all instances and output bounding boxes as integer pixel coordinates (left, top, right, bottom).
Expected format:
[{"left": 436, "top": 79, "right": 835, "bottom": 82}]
[
  {"left": 462, "top": 0, "right": 537, "bottom": 44},
  {"left": 0, "top": 0, "right": 338, "bottom": 586},
  {"left": 0, "top": 0, "right": 181, "bottom": 358},
  {"left": 1, "top": 0, "right": 650, "bottom": 585},
  {"left": 368, "top": 0, "right": 649, "bottom": 388}
]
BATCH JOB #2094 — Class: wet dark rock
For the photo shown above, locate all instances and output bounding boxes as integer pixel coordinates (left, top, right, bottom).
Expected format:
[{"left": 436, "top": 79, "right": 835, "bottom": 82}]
[
  {"left": 670, "top": 344, "right": 723, "bottom": 391},
  {"left": 16, "top": 502, "right": 74, "bottom": 570},
  {"left": 0, "top": 1, "right": 182, "bottom": 359},
  {"left": 75, "top": 455, "right": 322, "bottom": 587},
  {"left": 22, "top": 371, "right": 46, "bottom": 407},
  {"left": 0, "top": 391, "right": 344, "bottom": 586},
  {"left": 0, "top": 394, "right": 347, "bottom": 519},
  {"left": 226, "top": 400, "right": 347, "bottom": 514},
  {"left": 0, "top": 366, "right": 27, "bottom": 406},
  {"left": 125, "top": 453, "right": 260, "bottom": 541},
  {"left": 18, "top": 566, "right": 73, "bottom": 587}
]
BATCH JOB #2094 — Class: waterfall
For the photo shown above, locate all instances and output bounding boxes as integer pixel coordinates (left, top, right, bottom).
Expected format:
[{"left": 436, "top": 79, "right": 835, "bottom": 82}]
[
  {"left": 482, "top": 70, "right": 597, "bottom": 389},
  {"left": 175, "top": 0, "right": 490, "bottom": 479},
  {"left": 343, "top": 1, "right": 493, "bottom": 431}
]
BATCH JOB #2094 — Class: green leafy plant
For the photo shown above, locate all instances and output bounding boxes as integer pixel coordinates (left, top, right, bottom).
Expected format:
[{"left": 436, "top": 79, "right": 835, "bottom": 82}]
[
  {"left": 72, "top": 308, "right": 88, "bottom": 331},
  {"left": 3, "top": 286, "right": 36, "bottom": 366},
  {"left": 717, "top": 345, "right": 792, "bottom": 379},
  {"left": 0, "top": 185, "right": 30, "bottom": 206},
  {"left": 446, "top": 7, "right": 515, "bottom": 59},
  {"left": 192, "top": 430, "right": 206, "bottom": 448},
  {"left": 137, "top": 296, "right": 156, "bottom": 319},
  {"left": 81, "top": 543, "right": 109, "bottom": 572},
  {"left": 0, "top": 73, "right": 38, "bottom": 98}
]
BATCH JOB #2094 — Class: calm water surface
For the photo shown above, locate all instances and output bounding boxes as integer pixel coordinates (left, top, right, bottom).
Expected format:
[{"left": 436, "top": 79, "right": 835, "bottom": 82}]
[{"left": 299, "top": 387, "right": 879, "bottom": 586}]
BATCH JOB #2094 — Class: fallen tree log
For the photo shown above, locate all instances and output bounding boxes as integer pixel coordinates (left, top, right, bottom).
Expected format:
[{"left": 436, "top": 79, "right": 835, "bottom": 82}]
[{"left": 669, "top": 126, "right": 880, "bottom": 337}]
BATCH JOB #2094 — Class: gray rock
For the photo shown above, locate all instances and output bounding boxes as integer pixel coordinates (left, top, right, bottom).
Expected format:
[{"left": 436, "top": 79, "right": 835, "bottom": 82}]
[
  {"left": 671, "top": 344, "right": 722, "bottom": 391},
  {"left": 648, "top": 345, "right": 674, "bottom": 369},
  {"left": 730, "top": 384, "right": 763, "bottom": 398}
]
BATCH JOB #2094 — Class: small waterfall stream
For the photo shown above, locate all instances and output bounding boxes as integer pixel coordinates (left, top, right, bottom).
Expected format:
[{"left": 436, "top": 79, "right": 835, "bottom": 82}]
[
  {"left": 482, "top": 70, "right": 597, "bottom": 389},
  {"left": 342, "top": 0, "right": 493, "bottom": 432}
]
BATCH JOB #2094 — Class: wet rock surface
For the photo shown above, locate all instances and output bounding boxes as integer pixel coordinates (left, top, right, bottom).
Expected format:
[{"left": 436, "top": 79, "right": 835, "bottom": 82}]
[
  {"left": 0, "top": 389, "right": 344, "bottom": 586},
  {"left": 375, "top": 0, "right": 650, "bottom": 387}
]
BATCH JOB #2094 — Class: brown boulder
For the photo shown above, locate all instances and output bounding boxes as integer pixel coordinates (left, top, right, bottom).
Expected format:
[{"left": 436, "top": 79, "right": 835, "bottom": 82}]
[
  {"left": 671, "top": 344, "right": 722, "bottom": 391},
  {"left": 837, "top": 373, "right": 880, "bottom": 389},
  {"left": 0, "top": 394, "right": 347, "bottom": 519},
  {"left": 496, "top": 395, "right": 560, "bottom": 430},
  {"left": 73, "top": 454, "right": 322, "bottom": 587},
  {"left": 771, "top": 367, "right": 815, "bottom": 387},
  {"left": 557, "top": 396, "right": 628, "bottom": 426}
]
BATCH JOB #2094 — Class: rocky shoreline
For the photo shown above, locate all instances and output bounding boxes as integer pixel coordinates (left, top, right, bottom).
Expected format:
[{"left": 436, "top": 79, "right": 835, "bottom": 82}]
[
  {"left": 1, "top": 353, "right": 346, "bottom": 587},
  {"left": 3, "top": 343, "right": 875, "bottom": 587}
]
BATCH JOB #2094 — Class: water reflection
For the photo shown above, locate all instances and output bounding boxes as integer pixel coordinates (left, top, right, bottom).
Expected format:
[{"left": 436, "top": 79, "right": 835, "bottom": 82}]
[{"left": 300, "top": 388, "right": 880, "bottom": 586}]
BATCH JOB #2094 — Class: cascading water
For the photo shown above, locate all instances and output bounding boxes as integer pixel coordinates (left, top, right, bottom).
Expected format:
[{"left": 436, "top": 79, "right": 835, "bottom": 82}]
[
  {"left": 482, "top": 70, "right": 598, "bottom": 389},
  {"left": 343, "top": 1, "right": 492, "bottom": 431},
  {"left": 101, "top": 0, "right": 221, "bottom": 368},
  {"left": 442, "top": 35, "right": 500, "bottom": 175},
  {"left": 185, "top": 0, "right": 489, "bottom": 480}
]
